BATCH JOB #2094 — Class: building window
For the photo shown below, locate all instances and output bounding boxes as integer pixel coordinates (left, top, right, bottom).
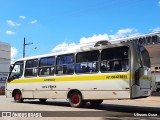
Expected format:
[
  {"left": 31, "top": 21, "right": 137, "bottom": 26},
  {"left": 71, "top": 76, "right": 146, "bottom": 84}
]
[
  {"left": 152, "top": 35, "right": 158, "bottom": 43},
  {"left": 155, "top": 67, "right": 158, "bottom": 70},
  {"left": 146, "top": 36, "right": 151, "bottom": 44}
]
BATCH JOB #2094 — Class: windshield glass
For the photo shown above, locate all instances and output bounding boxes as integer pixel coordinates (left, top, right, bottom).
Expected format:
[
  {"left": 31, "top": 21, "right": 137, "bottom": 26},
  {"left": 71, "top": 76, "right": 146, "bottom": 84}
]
[{"left": 8, "top": 61, "right": 24, "bottom": 81}]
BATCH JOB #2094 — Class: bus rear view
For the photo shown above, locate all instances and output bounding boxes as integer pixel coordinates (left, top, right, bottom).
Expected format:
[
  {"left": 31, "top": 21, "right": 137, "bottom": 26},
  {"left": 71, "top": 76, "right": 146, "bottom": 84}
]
[{"left": 130, "top": 41, "right": 151, "bottom": 98}]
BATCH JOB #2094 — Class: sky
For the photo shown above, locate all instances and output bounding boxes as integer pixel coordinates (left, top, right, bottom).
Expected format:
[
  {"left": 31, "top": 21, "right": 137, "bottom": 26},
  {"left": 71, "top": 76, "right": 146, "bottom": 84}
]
[{"left": 0, "top": 0, "right": 160, "bottom": 62}]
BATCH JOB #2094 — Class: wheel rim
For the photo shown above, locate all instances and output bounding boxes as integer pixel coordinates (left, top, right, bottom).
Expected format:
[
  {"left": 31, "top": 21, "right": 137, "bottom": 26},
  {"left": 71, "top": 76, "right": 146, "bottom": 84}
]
[
  {"left": 71, "top": 94, "right": 80, "bottom": 104},
  {"left": 15, "top": 92, "right": 20, "bottom": 100}
]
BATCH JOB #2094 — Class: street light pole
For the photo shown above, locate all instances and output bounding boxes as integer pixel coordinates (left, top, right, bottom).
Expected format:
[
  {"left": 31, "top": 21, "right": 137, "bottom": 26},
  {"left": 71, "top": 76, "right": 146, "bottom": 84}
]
[
  {"left": 23, "top": 37, "right": 25, "bottom": 58},
  {"left": 23, "top": 37, "right": 33, "bottom": 58}
]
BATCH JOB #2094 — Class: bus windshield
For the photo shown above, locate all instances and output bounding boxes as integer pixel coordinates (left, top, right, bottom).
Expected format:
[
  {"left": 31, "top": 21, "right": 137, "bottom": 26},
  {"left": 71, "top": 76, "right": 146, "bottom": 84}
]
[{"left": 8, "top": 61, "right": 24, "bottom": 81}]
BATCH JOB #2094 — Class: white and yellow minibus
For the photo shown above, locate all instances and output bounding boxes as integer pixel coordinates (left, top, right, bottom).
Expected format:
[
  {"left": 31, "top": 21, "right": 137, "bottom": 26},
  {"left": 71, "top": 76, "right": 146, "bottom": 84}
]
[{"left": 6, "top": 41, "right": 152, "bottom": 107}]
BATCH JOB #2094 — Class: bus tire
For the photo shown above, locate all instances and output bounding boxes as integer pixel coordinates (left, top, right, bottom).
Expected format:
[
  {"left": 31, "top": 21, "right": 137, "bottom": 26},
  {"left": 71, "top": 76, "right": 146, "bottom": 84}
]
[
  {"left": 69, "top": 92, "right": 86, "bottom": 108},
  {"left": 90, "top": 100, "right": 103, "bottom": 106},
  {"left": 39, "top": 99, "right": 47, "bottom": 103},
  {"left": 14, "top": 91, "right": 24, "bottom": 103}
]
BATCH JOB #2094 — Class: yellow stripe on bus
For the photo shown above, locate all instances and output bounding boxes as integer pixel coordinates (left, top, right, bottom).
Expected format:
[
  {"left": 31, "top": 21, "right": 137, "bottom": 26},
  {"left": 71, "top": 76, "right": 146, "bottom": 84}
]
[{"left": 7, "top": 73, "right": 150, "bottom": 84}]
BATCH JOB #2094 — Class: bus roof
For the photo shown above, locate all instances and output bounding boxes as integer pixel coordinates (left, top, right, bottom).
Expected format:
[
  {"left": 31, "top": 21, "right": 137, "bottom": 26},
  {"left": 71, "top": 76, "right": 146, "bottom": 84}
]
[
  {"left": 111, "top": 32, "right": 160, "bottom": 44},
  {"left": 15, "top": 42, "right": 133, "bottom": 62}
]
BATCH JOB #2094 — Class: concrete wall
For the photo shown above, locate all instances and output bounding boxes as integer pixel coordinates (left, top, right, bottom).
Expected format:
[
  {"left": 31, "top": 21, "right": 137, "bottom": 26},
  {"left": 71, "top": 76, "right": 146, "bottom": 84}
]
[
  {"left": 0, "top": 42, "right": 11, "bottom": 73},
  {"left": 0, "top": 42, "right": 11, "bottom": 94}
]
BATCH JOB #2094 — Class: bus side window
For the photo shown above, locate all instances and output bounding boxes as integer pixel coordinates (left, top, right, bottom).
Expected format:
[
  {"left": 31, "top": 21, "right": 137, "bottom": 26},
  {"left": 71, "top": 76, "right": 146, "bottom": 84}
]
[
  {"left": 51, "top": 67, "right": 55, "bottom": 75},
  {"left": 39, "top": 68, "right": 45, "bottom": 75},
  {"left": 81, "top": 65, "right": 86, "bottom": 72},
  {"left": 25, "top": 59, "right": 38, "bottom": 77},
  {"left": 101, "top": 65, "right": 107, "bottom": 71},
  {"left": 39, "top": 57, "right": 55, "bottom": 76},
  {"left": 114, "top": 63, "right": 122, "bottom": 71},
  {"left": 122, "top": 60, "right": 129, "bottom": 71},
  {"left": 56, "top": 54, "right": 74, "bottom": 75},
  {"left": 101, "top": 46, "right": 129, "bottom": 72},
  {"left": 75, "top": 51, "right": 99, "bottom": 74}
]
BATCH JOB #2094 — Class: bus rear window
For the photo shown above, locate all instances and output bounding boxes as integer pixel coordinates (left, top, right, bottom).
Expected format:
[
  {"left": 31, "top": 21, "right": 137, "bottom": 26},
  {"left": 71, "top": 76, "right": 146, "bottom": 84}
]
[{"left": 140, "top": 46, "right": 150, "bottom": 68}]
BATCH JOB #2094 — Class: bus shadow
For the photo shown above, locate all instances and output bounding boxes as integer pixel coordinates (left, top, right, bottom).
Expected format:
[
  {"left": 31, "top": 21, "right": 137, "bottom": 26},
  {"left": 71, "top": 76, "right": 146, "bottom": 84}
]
[
  {"left": 22, "top": 100, "right": 71, "bottom": 107},
  {"left": 21, "top": 100, "right": 160, "bottom": 113},
  {"left": 151, "top": 92, "right": 160, "bottom": 96},
  {"left": 86, "top": 104, "right": 160, "bottom": 113}
]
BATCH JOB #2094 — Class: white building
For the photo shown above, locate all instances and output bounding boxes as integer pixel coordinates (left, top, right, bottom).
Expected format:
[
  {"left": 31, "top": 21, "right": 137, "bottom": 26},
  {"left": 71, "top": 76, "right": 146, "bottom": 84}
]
[{"left": 0, "top": 41, "right": 11, "bottom": 94}]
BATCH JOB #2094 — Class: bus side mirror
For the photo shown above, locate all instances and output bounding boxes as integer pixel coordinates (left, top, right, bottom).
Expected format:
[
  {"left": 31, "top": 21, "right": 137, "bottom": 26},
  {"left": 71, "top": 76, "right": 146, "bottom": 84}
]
[{"left": 10, "top": 64, "right": 13, "bottom": 71}]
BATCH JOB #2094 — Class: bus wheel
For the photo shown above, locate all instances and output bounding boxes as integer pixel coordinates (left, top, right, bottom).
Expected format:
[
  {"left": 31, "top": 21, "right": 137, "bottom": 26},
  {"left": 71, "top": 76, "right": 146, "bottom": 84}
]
[
  {"left": 39, "top": 99, "right": 47, "bottom": 103},
  {"left": 69, "top": 92, "right": 86, "bottom": 108},
  {"left": 14, "top": 91, "right": 24, "bottom": 103},
  {"left": 90, "top": 100, "right": 103, "bottom": 106}
]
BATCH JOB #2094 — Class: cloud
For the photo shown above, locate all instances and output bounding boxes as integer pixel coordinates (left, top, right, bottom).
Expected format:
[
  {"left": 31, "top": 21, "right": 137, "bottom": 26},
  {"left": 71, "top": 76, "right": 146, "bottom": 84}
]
[
  {"left": 51, "top": 42, "right": 77, "bottom": 53},
  {"left": 109, "top": 28, "right": 138, "bottom": 39},
  {"left": 51, "top": 34, "right": 109, "bottom": 53},
  {"left": 152, "top": 27, "right": 160, "bottom": 32},
  {"left": 51, "top": 28, "right": 138, "bottom": 53},
  {"left": 7, "top": 20, "right": 20, "bottom": 27},
  {"left": 19, "top": 16, "right": 26, "bottom": 19},
  {"left": 6, "top": 30, "right": 15, "bottom": 35},
  {"left": 30, "top": 20, "right": 38, "bottom": 24},
  {"left": 158, "top": 1, "right": 160, "bottom": 6},
  {"left": 80, "top": 34, "right": 109, "bottom": 44},
  {"left": 11, "top": 47, "right": 18, "bottom": 63},
  {"left": 117, "top": 28, "right": 134, "bottom": 34}
]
